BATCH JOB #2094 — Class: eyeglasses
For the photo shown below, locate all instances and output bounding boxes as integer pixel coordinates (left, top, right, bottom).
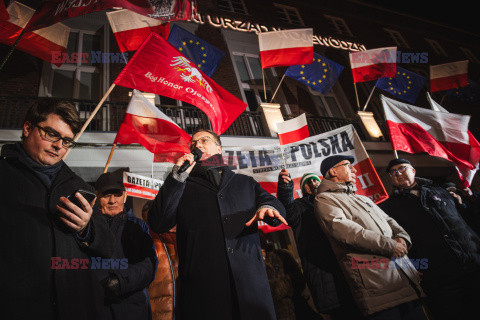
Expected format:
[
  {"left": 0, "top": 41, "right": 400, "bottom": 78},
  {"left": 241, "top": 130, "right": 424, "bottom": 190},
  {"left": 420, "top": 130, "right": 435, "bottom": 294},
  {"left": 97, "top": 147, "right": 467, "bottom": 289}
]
[
  {"left": 333, "top": 162, "right": 353, "bottom": 170},
  {"left": 187, "top": 136, "right": 218, "bottom": 150},
  {"left": 36, "top": 125, "right": 77, "bottom": 149},
  {"left": 388, "top": 165, "right": 409, "bottom": 176}
]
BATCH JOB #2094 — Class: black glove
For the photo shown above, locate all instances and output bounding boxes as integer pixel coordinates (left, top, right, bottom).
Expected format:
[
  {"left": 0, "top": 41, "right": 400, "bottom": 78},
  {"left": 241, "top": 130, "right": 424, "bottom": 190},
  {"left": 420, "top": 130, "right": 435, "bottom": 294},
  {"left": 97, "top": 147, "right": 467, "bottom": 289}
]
[{"left": 100, "top": 273, "right": 122, "bottom": 302}]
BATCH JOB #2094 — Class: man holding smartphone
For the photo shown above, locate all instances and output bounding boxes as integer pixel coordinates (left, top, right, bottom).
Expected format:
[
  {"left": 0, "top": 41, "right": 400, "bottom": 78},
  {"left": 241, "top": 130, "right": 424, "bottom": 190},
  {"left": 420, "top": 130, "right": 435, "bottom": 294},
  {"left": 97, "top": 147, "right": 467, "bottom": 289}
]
[{"left": 0, "top": 99, "right": 114, "bottom": 319}]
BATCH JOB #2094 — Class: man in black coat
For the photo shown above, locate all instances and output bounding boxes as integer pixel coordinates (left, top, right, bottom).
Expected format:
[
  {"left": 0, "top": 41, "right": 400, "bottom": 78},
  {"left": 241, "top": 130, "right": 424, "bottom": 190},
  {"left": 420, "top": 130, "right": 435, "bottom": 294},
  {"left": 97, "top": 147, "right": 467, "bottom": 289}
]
[
  {"left": 277, "top": 169, "right": 360, "bottom": 319},
  {"left": 95, "top": 170, "right": 157, "bottom": 320},
  {"left": 380, "top": 158, "right": 480, "bottom": 320},
  {"left": 148, "top": 129, "right": 287, "bottom": 320},
  {"left": 0, "top": 99, "right": 114, "bottom": 319}
]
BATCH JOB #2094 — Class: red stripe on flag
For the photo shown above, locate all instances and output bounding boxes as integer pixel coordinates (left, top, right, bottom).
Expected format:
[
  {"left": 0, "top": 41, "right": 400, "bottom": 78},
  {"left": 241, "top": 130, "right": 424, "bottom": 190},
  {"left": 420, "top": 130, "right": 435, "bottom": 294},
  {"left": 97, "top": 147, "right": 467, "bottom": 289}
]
[
  {"left": 351, "top": 62, "right": 396, "bottom": 83},
  {"left": 260, "top": 46, "right": 313, "bottom": 69},
  {"left": 114, "top": 113, "right": 190, "bottom": 155},
  {"left": 430, "top": 74, "right": 468, "bottom": 92},
  {"left": 278, "top": 125, "right": 309, "bottom": 145},
  {"left": 113, "top": 24, "right": 169, "bottom": 53}
]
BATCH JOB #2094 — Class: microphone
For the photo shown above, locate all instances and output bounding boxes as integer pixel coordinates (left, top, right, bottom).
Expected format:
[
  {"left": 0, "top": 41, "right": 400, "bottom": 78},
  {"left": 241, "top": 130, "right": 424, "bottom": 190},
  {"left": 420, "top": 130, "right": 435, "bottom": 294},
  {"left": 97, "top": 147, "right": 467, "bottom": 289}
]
[{"left": 178, "top": 147, "right": 203, "bottom": 174}]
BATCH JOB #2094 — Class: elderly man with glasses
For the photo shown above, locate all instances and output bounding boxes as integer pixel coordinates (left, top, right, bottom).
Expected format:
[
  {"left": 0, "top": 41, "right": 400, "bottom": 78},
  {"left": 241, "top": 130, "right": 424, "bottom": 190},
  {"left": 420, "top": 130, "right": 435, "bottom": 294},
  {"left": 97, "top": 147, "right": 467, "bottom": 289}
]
[
  {"left": 379, "top": 158, "right": 480, "bottom": 320},
  {"left": 0, "top": 99, "right": 114, "bottom": 319},
  {"left": 314, "top": 155, "right": 427, "bottom": 320},
  {"left": 147, "top": 128, "right": 287, "bottom": 320}
]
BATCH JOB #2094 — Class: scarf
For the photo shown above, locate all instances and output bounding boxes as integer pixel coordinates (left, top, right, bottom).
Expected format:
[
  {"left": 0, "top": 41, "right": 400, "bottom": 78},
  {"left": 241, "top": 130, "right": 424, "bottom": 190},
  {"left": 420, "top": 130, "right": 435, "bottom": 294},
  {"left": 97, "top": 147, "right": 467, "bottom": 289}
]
[{"left": 190, "top": 154, "right": 228, "bottom": 189}]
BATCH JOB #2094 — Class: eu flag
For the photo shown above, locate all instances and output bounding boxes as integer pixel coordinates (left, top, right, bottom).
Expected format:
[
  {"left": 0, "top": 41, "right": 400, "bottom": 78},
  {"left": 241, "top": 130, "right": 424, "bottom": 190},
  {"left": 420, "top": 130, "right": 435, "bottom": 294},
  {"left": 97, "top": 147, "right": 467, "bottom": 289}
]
[
  {"left": 445, "top": 79, "right": 480, "bottom": 105},
  {"left": 375, "top": 67, "right": 426, "bottom": 104},
  {"left": 285, "top": 52, "right": 344, "bottom": 94},
  {"left": 167, "top": 24, "right": 225, "bottom": 77}
]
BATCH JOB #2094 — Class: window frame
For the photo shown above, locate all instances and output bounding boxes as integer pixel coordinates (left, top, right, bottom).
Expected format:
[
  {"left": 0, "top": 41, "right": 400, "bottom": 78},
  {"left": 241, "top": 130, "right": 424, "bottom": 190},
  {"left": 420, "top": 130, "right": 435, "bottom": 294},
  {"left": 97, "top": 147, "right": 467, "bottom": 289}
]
[
  {"left": 324, "top": 15, "right": 353, "bottom": 37},
  {"left": 425, "top": 38, "right": 448, "bottom": 57},
  {"left": 384, "top": 28, "right": 409, "bottom": 48},
  {"left": 273, "top": 3, "right": 305, "bottom": 26},
  {"left": 217, "top": 0, "right": 248, "bottom": 15}
]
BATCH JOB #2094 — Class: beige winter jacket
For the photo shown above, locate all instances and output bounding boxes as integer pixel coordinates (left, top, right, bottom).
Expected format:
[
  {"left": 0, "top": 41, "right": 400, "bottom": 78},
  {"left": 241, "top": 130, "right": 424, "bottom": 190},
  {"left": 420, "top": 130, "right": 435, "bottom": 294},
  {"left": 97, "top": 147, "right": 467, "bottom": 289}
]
[{"left": 314, "top": 179, "right": 424, "bottom": 316}]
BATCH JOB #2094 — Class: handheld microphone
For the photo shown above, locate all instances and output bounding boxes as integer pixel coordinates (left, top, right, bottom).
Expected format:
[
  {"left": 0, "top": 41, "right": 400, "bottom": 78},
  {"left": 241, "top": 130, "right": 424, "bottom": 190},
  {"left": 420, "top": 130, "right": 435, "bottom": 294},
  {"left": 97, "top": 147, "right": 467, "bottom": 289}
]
[{"left": 178, "top": 147, "right": 203, "bottom": 174}]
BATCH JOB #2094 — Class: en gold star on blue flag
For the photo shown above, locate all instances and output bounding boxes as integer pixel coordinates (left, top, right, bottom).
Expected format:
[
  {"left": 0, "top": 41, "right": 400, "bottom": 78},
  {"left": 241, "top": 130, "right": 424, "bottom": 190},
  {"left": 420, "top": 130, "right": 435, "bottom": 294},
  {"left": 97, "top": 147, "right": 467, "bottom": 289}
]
[
  {"left": 374, "top": 67, "right": 426, "bottom": 104},
  {"left": 167, "top": 24, "right": 225, "bottom": 77},
  {"left": 285, "top": 52, "right": 344, "bottom": 94}
]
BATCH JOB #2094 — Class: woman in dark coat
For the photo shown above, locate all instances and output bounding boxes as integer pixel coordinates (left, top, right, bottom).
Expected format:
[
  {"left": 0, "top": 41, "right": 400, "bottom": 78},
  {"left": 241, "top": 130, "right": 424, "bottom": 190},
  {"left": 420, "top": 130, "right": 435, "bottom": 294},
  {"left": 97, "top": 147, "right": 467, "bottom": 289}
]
[{"left": 148, "top": 129, "right": 287, "bottom": 320}]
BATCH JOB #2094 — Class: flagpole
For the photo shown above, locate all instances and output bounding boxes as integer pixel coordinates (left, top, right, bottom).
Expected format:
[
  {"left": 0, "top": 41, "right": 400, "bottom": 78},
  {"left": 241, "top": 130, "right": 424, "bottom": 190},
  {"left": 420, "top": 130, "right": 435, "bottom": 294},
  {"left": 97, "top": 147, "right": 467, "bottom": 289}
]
[
  {"left": 353, "top": 82, "right": 361, "bottom": 110},
  {"left": 362, "top": 86, "right": 376, "bottom": 111},
  {"left": 103, "top": 143, "right": 117, "bottom": 173},
  {"left": 393, "top": 149, "right": 399, "bottom": 159},
  {"left": 269, "top": 74, "right": 286, "bottom": 103},
  {"left": 0, "top": 28, "right": 28, "bottom": 72},
  {"left": 63, "top": 83, "right": 116, "bottom": 160},
  {"left": 262, "top": 68, "right": 267, "bottom": 101}
]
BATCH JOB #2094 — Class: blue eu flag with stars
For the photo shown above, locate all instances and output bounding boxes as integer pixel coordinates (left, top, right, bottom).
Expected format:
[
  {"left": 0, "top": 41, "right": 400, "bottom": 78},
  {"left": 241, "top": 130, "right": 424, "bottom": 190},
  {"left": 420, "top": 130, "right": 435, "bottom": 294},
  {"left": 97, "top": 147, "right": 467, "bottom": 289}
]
[
  {"left": 285, "top": 52, "right": 344, "bottom": 94},
  {"left": 167, "top": 24, "right": 225, "bottom": 77},
  {"left": 445, "top": 79, "right": 480, "bottom": 106},
  {"left": 375, "top": 67, "right": 426, "bottom": 104}
]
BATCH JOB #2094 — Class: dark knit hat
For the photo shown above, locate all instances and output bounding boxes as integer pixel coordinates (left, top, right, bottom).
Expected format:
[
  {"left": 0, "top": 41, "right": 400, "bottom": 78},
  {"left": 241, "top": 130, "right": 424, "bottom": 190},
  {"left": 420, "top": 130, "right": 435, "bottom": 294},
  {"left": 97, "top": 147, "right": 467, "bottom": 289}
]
[
  {"left": 300, "top": 173, "right": 321, "bottom": 194},
  {"left": 321, "top": 155, "right": 355, "bottom": 177},
  {"left": 386, "top": 158, "right": 411, "bottom": 173}
]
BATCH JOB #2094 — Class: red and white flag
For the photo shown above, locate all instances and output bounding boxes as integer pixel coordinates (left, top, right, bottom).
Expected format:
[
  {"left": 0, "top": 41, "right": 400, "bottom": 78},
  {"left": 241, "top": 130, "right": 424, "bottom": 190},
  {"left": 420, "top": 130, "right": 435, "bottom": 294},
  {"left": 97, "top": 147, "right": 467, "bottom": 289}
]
[
  {"left": 114, "top": 90, "right": 190, "bottom": 163},
  {"left": 349, "top": 47, "right": 397, "bottom": 83},
  {"left": 426, "top": 93, "right": 480, "bottom": 187},
  {"left": 430, "top": 60, "right": 468, "bottom": 92},
  {"left": 381, "top": 95, "right": 478, "bottom": 185},
  {"left": 107, "top": 9, "right": 169, "bottom": 53},
  {"left": 26, "top": 0, "right": 154, "bottom": 31},
  {"left": 114, "top": 33, "right": 247, "bottom": 135},
  {"left": 276, "top": 113, "right": 309, "bottom": 145},
  {"left": 258, "top": 28, "right": 313, "bottom": 69},
  {"left": 0, "top": 2, "right": 70, "bottom": 67}
]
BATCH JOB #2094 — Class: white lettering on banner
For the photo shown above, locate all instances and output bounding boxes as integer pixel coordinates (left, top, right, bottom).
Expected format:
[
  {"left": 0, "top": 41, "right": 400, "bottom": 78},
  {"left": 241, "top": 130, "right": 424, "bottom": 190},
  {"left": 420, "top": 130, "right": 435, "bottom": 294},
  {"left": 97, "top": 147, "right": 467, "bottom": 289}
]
[
  {"left": 123, "top": 172, "right": 163, "bottom": 200},
  {"left": 192, "top": 13, "right": 366, "bottom": 52},
  {"left": 222, "top": 125, "right": 389, "bottom": 204}
]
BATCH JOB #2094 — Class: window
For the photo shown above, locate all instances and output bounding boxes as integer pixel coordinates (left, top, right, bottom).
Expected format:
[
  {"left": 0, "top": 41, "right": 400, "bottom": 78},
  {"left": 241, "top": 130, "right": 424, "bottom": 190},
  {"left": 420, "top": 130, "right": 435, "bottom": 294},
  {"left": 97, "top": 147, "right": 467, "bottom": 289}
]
[
  {"left": 384, "top": 29, "right": 409, "bottom": 48},
  {"left": 425, "top": 38, "right": 448, "bottom": 56},
  {"left": 218, "top": 0, "right": 248, "bottom": 15},
  {"left": 274, "top": 3, "right": 304, "bottom": 26},
  {"left": 233, "top": 53, "right": 272, "bottom": 111},
  {"left": 460, "top": 47, "right": 479, "bottom": 64},
  {"left": 324, "top": 15, "right": 352, "bottom": 36},
  {"left": 308, "top": 87, "right": 344, "bottom": 118}
]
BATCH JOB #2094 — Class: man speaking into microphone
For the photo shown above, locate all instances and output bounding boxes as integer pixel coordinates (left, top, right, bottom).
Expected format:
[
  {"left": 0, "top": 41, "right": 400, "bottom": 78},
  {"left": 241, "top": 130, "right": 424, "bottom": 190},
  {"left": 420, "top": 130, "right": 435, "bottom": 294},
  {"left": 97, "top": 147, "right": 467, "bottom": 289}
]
[{"left": 147, "top": 128, "right": 287, "bottom": 320}]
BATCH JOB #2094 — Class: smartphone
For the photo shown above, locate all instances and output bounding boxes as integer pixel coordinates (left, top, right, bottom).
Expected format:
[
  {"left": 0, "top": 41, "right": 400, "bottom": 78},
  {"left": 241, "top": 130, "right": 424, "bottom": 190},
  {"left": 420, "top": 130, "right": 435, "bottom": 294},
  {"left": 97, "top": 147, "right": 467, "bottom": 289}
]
[{"left": 65, "top": 189, "right": 97, "bottom": 208}]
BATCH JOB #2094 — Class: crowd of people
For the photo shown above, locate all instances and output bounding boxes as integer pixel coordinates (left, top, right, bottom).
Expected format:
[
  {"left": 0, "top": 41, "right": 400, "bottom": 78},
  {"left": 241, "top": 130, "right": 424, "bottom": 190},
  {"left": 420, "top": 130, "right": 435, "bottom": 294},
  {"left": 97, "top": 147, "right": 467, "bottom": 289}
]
[{"left": 1, "top": 99, "right": 479, "bottom": 320}]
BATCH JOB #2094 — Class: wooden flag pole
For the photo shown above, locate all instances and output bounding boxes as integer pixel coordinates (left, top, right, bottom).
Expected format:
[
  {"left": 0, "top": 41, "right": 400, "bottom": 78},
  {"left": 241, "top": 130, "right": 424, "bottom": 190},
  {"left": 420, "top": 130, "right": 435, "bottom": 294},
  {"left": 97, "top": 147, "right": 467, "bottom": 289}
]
[
  {"left": 353, "top": 82, "right": 361, "bottom": 110},
  {"left": 362, "top": 86, "right": 376, "bottom": 111},
  {"left": 62, "top": 83, "right": 116, "bottom": 160},
  {"left": 0, "top": 28, "right": 28, "bottom": 72},
  {"left": 262, "top": 68, "right": 267, "bottom": 101},
  {"left": 269, "top": 74, "right": 286, "bottom": 103},
  {"left": 103, "top": 142, "right": 117, "bottom": 173}
]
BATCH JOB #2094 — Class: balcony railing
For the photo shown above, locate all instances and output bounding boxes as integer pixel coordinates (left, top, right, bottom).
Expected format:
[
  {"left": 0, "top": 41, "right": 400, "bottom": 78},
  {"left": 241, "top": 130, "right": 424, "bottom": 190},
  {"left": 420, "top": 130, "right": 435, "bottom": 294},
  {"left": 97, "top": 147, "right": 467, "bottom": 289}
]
[{"left": 0, "top": 96, "right": 389, "bottom": 141}]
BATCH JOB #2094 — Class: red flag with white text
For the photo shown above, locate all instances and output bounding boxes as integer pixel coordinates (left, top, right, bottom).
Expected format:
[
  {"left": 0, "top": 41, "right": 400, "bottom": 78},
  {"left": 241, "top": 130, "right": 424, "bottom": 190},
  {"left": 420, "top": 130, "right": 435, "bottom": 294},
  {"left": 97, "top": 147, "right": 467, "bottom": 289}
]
[
  {"left": 114, "top": 33, "right": 247, "bottom": 135},
  {"left": 107, "top": 9, "right": 170, "bottom": 53},
  {"left": 276, "top": 113, "right": 309, "bottom": 145},
  {"left": 0, "top": 2, "right": 70, "bottom": 67},
  {"left": 114, "top": 90, "right": 190, "bottom": 163},
  {"left": 349, "top": 47, "right": 397, "bottom": 83}
]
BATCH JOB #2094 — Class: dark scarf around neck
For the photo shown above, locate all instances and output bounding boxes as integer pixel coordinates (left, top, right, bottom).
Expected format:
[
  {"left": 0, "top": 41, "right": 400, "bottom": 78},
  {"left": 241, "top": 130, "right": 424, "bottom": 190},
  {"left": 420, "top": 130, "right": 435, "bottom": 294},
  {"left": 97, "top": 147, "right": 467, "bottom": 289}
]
[{"left": 190, "top": 154, "right": 228, "bottom": 188}]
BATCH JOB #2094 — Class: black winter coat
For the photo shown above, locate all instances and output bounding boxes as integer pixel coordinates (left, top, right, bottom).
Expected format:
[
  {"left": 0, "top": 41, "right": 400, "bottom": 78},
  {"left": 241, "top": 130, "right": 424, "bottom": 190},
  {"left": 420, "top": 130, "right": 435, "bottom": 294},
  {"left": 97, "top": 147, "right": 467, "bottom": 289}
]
[
  {"left": 276, "top": 179, "right": 357, "bottom": 314},
  {"left": 148, "top": 167, "right": 286, "bottom": 320},
  {"left": 0, "top": 143, "right": 114, "bottom": 319},
  {"left": 96, "top": 209, "right": 158, "bottom": 320},
  {"left": 379, "top": 178, "right": 480, "bottom": 289}
]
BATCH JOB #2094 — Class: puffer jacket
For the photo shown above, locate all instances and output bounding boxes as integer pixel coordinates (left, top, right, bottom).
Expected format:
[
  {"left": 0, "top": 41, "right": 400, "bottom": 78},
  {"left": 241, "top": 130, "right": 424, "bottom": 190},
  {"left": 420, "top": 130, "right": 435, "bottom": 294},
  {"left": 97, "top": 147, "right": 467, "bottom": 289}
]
[
  {"left": 147, "top": 228, "right": 179, "bottom": 320},
  {"left": 314, "top": 179, "right": 424, "bottom": 316}
]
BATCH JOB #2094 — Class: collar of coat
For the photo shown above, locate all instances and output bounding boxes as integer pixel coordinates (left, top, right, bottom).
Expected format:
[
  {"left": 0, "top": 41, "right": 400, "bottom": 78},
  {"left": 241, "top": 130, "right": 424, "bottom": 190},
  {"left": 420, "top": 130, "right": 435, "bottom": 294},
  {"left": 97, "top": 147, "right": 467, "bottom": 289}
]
[
  {"left": 392, "top": 177, "right": 433, "bottom": 195},
  {"left": 317, "top": 178, "right": 357, "bottom": 194}
]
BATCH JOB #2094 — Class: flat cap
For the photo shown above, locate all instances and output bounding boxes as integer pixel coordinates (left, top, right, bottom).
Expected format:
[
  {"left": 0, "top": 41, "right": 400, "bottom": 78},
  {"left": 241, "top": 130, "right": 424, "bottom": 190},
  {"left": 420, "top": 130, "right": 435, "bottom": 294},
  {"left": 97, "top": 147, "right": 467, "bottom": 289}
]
[
  {"left": 386, "top": 158, "right": 411, "bottom": 173},
  {"left": 95, "top": 169, "right": 125, "bottom": 194},
  {"left": 321, "top": 155, "right": 355, "bottom": 177}
]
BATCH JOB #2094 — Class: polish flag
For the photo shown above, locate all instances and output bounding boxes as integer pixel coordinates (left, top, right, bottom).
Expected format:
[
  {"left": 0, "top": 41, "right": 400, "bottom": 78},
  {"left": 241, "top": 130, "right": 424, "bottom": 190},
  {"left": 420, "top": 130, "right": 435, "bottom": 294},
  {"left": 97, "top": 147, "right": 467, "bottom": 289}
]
[
  {"left": 0, "top": 2, "right": 70, "bottom": 67},
  {"left": 426, "top": 93, "right": 480, "bottom": 187},
  {"left": 276, "top": 113, "right": 309, "bottom": 145},
  {"left": 349, "top": 47, "right": 397, "bottom": 83},
  {"left": 258, "top": 28, "right": 313, "bottom": 69},
  {"left": 0, "top": 1, "right": 8, "bottom": 21},
  {"left": 381, "top": 95, "right": 478, "bottom": 186},
  {"left": 430, "top": 60, "right": 468, "bottom": 92},
  {"left": 107, "top": 9, "right": 170, "bottom": 53},
  {"left": 114, "top": 90, "right": 191, "bottom": 163}
]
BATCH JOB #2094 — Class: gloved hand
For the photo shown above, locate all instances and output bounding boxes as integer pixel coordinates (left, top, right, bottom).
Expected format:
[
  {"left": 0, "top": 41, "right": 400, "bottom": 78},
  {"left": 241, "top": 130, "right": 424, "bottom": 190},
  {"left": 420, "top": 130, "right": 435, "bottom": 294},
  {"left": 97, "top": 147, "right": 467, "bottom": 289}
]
[{"left": 100, "top": 273, "right": 122, "bottom": 302}]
